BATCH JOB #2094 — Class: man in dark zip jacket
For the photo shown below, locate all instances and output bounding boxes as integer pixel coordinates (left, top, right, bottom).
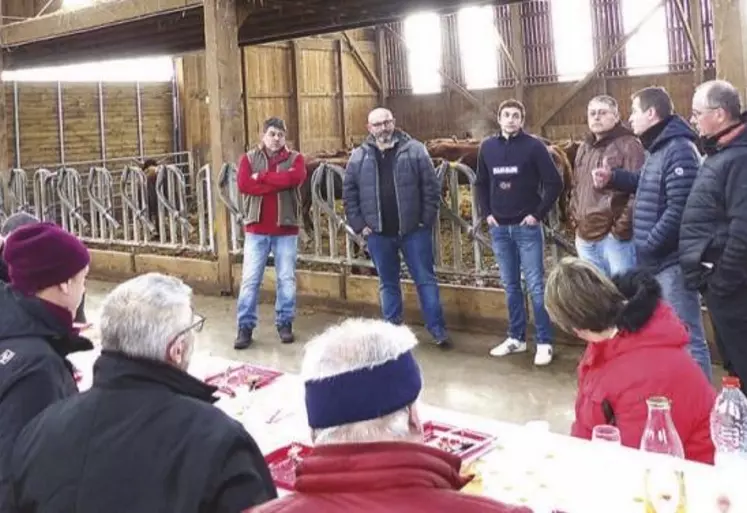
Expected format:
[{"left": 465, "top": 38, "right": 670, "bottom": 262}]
[
  {"left": 343, "top": 107, "right": 450, "bottom": 348},
  {"left": 680, "top": 80, "right": 747, "bottom": 393},
  {"left": 475, "top": 99, "right": 562, "bottom": 367},
  {"left": 0, "top": 223, "right": 92, "bottom": 510},
  {"left": 8, "top": 273, "right": 277, "bottom": 513},
  {"left": 592, "top": 87, "right": 712, "bottom": 381}
]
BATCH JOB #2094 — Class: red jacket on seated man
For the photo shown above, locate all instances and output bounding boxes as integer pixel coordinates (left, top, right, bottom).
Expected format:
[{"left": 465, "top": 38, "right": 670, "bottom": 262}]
[
  {"left": 545, "top": 259, "right": 716, "bottom": 464},
  {"left": 249, "top": 318, "right": 529, "bottom": 513}
]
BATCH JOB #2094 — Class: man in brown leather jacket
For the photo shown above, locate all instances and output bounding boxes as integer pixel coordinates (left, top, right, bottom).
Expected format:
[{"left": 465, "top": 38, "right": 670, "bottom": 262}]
[{"left": 571, "top": 95, "right": 645, "bottom": 276}]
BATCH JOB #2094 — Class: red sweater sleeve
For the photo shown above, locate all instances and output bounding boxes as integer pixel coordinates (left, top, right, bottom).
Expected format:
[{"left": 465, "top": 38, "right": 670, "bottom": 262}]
[
  {"left": 236, "top": 154, "right": 276, "bottom": 196},
  {"left": 256, "top": 154, "right": 308, "bottom": 191}
]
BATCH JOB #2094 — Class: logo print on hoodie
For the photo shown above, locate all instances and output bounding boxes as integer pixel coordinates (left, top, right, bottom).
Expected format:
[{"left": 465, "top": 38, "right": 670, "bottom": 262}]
[
  {"left": 0, "top": 349, "right": 15, "bottom": 365},
  {"left": 492, "top": 166, "right": 518, "bottom": 175}
]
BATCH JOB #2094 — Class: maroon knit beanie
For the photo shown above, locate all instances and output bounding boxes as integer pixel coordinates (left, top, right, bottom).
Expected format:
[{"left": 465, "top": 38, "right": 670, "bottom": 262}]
[{"left": 4, "top": 222, "right": 90, "bottom": 295}]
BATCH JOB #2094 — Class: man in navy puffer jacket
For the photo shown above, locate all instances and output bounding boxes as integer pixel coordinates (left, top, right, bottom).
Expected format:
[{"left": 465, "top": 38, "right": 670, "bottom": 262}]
[{"left": 593, "top": 86, "right": 712, "bottom": 381}]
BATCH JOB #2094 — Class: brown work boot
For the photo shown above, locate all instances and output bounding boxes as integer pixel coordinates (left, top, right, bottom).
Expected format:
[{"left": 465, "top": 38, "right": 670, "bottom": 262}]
[
  {"left": 277, "top": 324, "right": 295, "bottom": 344},
  {"left": 234, "top": 327, "right": 253, "bottom": 350}
]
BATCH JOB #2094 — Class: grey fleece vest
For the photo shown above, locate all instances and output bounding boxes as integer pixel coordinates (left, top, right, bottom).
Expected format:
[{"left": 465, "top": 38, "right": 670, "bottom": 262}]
[{"left": 242, "top": 148, "right": 301, "bottom": 227}]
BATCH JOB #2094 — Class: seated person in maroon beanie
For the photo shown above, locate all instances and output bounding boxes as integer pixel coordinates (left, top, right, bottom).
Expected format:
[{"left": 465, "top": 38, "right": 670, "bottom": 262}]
[
  {"left": 0, "top": 222, "right": 93, "bottom": 501},
  {"left": 0, "top": 212, "right": 88, "bottom": 326}
]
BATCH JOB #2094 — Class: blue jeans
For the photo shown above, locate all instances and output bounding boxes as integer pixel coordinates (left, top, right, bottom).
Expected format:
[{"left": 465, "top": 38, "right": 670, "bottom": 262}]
[
  {"left": 575, "top": 233, "right": 637, "bottom": 277},
  {"left": 656, "top": 264, "right": 713, "bottom": 382},
  {"left": 237, "top": 233, "right": 298, "bottom": 329},
  {"left": 490, "top": 224, "right": 552, "bottom": 344},
  {"left": 366, "top": 227, "right": 448, "bottom": 340}
]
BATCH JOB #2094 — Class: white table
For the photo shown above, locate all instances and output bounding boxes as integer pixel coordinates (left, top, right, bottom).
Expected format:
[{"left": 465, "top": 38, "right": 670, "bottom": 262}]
[{"left": 69, "top": 350, "right": 743, "bottom": 512}]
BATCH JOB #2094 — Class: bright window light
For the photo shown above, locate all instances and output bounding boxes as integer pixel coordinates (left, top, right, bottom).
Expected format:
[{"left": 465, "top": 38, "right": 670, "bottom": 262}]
[
  {"left": 551, "top": 0, "right": 595, "bottom": 81},
  {"left": 63, "top": 0, "right": 93, "bottom": 9},
  {"left": 622, "top": 0, "right": 669, "bottom": 76},
  {"left": 1, "top": 56, "right": 174, "bottom": 83},
  {"left": 403, "top": 12, "right": 442, "bottom": 94},
  {"left": 457, "top": 6, "right": 499, "bottom": 90}
]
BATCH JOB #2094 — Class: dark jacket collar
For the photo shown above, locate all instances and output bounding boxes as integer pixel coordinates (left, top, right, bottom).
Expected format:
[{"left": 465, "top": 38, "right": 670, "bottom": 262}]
[
  {"left": 0, "top": 283, "right": 92, "bottom": 357},
  {"left": 93, "top": 350, "right": 218, "bottom": 404},
  {"left": 701, "top": 111, "right": 747, "bottom": 155},
  {"left": 585, "top": 122, "right": 635, "bottom": 147},
  {"left": 639, "top": 115, "right": 696, "bottom": 152}
]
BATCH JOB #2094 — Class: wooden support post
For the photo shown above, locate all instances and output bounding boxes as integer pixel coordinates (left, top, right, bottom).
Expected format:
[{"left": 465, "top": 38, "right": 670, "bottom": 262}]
[
  {"left": 341, "top": 31, "right": 383, "bottom": 93},
  {"left": 375, "top": 26, "right": 388, "bottom": 106},
  {"left": 538, "top": 0, "right": 667, "bottom": 132},
  {"left": 508, "top": 4, "right": 525, "bottom": 103},
  {"left": 0, "top": 1, "right": 8, "bottom": 214},
  {"left": 712, "top": 0, "right": 747, "bottom": 100},
  {"left": 204, "top": 0, "right": 243, "bottom": 295},
  {"left": 290, "top": 40, "right": 303, "bottom": 152},
  {"left": 336, "top": 39, "right": 348, "bottom": 149},
  {"left": 687, "top": 0, "right": 705, "bottom": 85}
]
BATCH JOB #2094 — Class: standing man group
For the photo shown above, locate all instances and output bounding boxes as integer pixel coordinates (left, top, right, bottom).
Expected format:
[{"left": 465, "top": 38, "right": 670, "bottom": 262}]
[
  {"left": 475, "top": 100, "right": 563, "bottom": 366},
  {"left": 343, "top": 108, "right": 451, "bottom": 348}
]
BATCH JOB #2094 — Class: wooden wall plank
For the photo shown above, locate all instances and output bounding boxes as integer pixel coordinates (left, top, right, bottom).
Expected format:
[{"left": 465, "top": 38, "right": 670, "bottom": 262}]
[
  {"left": 140, "top": 82, "right": 174, "bottom": 156},
  {"left": 102, "top": 84, "right": 140, "bottom": 160},
  {"left": 17, "top": 84, "right": 60, "bottom": 168},
  {"left": 61, "top": 83, "right": 101, "bottom": 164}
]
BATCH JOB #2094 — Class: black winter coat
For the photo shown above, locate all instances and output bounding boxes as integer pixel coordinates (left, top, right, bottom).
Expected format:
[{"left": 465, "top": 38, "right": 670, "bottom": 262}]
[
  {"left": 680, "top": 117, "right": 747, "bottom": 296},
  {"left": 8, "top": 351, "right": 278, "bottom": 513},
  {"left": 0, "top": 284, "right": 92, "bottom": 508}
]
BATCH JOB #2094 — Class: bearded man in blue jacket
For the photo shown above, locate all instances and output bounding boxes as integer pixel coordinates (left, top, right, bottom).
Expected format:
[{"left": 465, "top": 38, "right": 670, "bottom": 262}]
[{"left": 592, "top": 86, "right": 712, "bottom": 381}]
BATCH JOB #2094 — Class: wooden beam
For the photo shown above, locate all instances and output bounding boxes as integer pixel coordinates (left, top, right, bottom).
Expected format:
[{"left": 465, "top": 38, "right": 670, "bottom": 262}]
[
  {"left": 375, "top": 25, "right": 388, "bottom": 106},
  {"left": 672, "top": 0, "right": 701, "bottom": 77},
  {"left": 1, "top": 0, "right": 202, "bottom": 46},
  {"left": 336, "top": 39, "right": 348, "bottom": 149},
  {"left": 508, "top": 4, "right": 525, "bottom": 102},
  {"left": 204, "top": 0, "right": 243, "bottom": 294},
  {"left": 687, "top": 0, "right": 705, "bottom": 85},
  {"left": 538, "top": 0, "right": 667, "bottom": 132},
  {"left": 290, "top": 39, "right": 303, "bottom": 152},
  {"left": 341, "top": 31, "right": 382, "bottom": 93},
  {"left": 0, "top": 1, "right": 8, "bottom": 211},
  {"left": 712, "top": 0, "right": 747, "bottom": 100}
]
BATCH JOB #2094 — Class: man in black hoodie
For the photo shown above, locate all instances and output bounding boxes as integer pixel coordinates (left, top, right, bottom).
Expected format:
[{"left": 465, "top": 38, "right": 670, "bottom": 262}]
[
  {"left": 8, "top": 273, "right": 277, "bottom": 513},
  {"left": 592, "top": 87, "right": 712, "bottom": 382},
  {"left": 0, "top": 222, "right": 92, "bottom": 509},
  {"left": 680, "top": 80, "right": 747, "bottom": 393},
  {"left": 475, "top": 99, "right": 562, "bottom": 366}
]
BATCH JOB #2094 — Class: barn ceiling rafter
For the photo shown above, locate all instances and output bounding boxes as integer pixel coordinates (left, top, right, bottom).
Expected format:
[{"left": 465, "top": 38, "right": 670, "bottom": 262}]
[{"left": 0, "top": 0, "right": 524, "bottom": 70}]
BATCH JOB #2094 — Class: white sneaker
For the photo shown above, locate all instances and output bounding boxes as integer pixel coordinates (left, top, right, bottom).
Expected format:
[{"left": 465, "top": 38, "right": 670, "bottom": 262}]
[
  {"left": 489, "top": 337, "right": 527, "bottom": 357},
  {"left": 534, "top": 345, "right": 553, "bottom": 366}
]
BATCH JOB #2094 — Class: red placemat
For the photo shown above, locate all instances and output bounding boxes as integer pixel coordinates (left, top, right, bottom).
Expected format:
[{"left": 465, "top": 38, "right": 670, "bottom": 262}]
[
  {"left": 204, "top": 363, "right": 283, "bottom": 397},
  {"left": 423, "top": 420, "right": 497, "bottom": 462},
  {"left": 264, "top": 443, "right": 314, "bottom": 491}
]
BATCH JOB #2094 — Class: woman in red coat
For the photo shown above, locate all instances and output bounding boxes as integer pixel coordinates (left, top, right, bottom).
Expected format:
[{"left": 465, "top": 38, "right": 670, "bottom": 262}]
[{"left": 545, "top": 258, "right": 716, "bottom": 464}]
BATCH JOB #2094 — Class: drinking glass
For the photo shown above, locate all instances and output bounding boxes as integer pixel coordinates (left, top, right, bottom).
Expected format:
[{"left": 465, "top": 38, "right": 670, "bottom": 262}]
[{"left": 592, "top": 424, "right": 622, "bottom": 445}]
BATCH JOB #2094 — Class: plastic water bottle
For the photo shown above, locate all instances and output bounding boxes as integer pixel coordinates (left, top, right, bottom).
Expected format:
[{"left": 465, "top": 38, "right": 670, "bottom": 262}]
[
  {"left": 710, "top": 376, "right": 747, "bottom": 511},
  {"left": 710, "top": 376, "right": 747, "bottom": 462}
]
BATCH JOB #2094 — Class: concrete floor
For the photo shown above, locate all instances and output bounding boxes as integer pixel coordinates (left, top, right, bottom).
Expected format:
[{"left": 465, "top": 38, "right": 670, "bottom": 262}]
[{"left": 83, "top": 279, "right": 586, "bottom": 434}]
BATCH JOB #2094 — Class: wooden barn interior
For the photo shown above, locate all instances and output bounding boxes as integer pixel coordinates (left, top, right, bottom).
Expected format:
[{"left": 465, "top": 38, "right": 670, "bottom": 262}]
[{"left": 1, "top": 0, "right": 746, "bottom": 355}]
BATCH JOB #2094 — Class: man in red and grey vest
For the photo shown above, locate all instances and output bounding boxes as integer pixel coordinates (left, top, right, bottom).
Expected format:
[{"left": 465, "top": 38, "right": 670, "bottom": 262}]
[{"left": 234, "top": 117, "right": 307, "bottom": 349}]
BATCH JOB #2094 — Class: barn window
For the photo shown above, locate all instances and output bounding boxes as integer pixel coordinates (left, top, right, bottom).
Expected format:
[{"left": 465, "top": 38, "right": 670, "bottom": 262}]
[
  {"left": 62, "top": 0, "right": 92, "bottom": 8},
  {"left": 621, "top": 0, "right": 669, "bottom": 75},
  {"left": 1, "top": 56, "right": 175, "bottom": 83},
  {"left": 457, "top": 5, "right": 499, "bottom": 89},
  {"left": 403, "top": 12, "right": 443, "bottom": 94},
  {"left": 550, "top": 0, "right": 595, "bottom": 81}
]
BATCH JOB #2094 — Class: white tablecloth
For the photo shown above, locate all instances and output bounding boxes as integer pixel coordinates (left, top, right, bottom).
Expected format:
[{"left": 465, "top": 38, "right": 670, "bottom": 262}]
[{"left": 69, "top": 350, "right": 743, "bottom": 512}]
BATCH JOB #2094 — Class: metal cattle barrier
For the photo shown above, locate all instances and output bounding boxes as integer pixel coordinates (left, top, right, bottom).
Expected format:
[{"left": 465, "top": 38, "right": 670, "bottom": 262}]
[
  {"left": 217, "top": 162, "right": 247, "bottom": 253},
  {"left": 56, "top": 167, "right": 89, "bottom": 237},
  {"left": 87, "top": 167, "right": 120, "bottom": 241},
  {"left": 6, "top": 152, "right": 213, "bottom": 254}
]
